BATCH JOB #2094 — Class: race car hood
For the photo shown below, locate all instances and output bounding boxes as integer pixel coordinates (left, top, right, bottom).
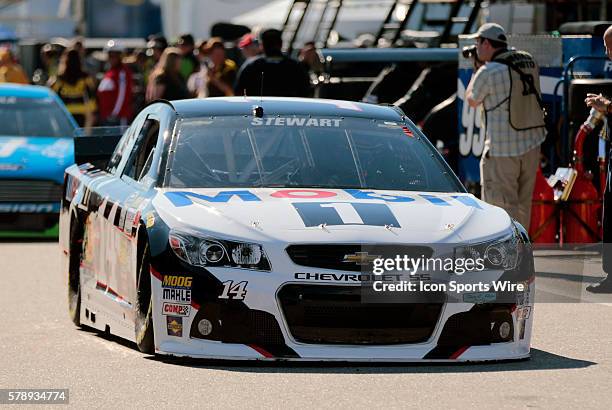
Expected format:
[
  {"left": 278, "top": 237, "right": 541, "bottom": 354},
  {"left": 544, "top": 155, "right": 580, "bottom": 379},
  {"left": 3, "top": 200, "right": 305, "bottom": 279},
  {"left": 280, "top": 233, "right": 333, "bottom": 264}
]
[
  {"left": 0, "top": 136, "right": 74, "bottom": 183},
  {"left": 153, "top": 188, "right": 513, "bottom": 245}
]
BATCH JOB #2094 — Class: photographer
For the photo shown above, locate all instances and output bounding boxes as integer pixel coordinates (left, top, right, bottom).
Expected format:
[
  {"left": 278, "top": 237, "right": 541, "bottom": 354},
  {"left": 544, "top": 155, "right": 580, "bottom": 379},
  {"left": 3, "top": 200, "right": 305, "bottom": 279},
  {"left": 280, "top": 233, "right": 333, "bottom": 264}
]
[{"left": 465, "top": 23, "right": 546, "bottom": 230}]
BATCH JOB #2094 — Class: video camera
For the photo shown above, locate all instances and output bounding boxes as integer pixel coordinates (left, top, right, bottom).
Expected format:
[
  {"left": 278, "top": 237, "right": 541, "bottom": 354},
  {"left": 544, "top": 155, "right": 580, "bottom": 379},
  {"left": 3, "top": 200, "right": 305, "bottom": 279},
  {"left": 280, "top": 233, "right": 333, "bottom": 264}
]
[{"left": 462, "top": 45, "right": 478, "bottom": 59}]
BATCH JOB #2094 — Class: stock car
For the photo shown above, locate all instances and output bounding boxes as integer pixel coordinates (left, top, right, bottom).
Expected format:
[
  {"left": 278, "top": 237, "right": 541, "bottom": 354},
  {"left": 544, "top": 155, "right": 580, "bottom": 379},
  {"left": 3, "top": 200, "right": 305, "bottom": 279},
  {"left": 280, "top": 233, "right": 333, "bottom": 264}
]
[
  {"left": 0, "top": 84, "right": 77, "bottom": 236},
  {"left": 59, "top": 97, "right": 534, "bottom": 362}
]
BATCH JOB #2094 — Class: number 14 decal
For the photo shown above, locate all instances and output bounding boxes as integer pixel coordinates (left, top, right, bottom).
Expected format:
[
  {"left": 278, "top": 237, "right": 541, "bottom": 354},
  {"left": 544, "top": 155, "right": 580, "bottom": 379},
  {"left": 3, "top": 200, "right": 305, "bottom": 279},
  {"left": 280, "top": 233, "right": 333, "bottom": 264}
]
[{"left": 219, "top": 281, "right": 248, "bottom": 300}]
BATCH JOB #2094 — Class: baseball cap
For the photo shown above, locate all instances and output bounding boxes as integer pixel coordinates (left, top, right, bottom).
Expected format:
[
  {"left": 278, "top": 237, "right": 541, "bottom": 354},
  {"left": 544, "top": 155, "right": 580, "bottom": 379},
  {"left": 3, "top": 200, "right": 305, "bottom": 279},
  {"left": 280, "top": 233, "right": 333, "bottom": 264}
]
[
  {"left": 177, "top": 34, "right": 195, "bottom": 47},
  {"left": 104, "top": 39, "right": 125, "bottom": 53},
  {"left": 467, "top": 23, "right": 508, "bottom": 44},
  {"left": 201, "top": 37, "right": 224, "bottom": 54},
  {"left": 238, "top": 33, "right": 258, "bottom": 49}
]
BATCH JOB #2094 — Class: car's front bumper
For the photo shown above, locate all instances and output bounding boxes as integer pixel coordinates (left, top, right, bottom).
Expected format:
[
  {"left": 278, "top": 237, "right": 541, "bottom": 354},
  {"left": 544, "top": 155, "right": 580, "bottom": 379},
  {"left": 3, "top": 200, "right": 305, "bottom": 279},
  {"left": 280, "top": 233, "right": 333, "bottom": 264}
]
[
  {"left": 0, "top": 212, "right": 60, "bottom": 237},
  {"left": 149, "top": 256, "right": 535, "bottom": 362}
]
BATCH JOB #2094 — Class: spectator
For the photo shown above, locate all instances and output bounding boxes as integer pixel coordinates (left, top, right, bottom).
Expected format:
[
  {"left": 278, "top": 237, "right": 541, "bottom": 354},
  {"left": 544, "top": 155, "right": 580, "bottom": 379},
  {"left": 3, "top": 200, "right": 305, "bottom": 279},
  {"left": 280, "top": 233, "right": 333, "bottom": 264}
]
[
  {"left": 70, "top": 38, "right": 86, "bottom": 66},
  {"left": 70, "top": 37, "right": 96, "bottom": 75},
  {"left": 585, "top": 25, "right": 612, "bottom": 293},
  {"left": 124, "top": 49, "right": 148, "bottom": 114},
  {"left": 97, "top": 40, "right": 133, "bottom": 126},
  {"left": 146, "top": 35, "right": 167, "bottom": 63},
  {"left": 238, "top": 33, "right": 261, "bottom": 60},
  {"left": 32, "top": 43, "right": 61, "bottom": 85},
  {"left": 146, "top": 47, "right": 190, "bottom": 102},
  {"left": 298, "top": 41, "right": 323, "bottom": 74},
  {"left": 188, "top": 38, "right": 236, "bottom": 98},
  {"left": 48, "top": 48, "right": 97, "bottom": 128},
  {"left": 465, "top": 23, "right": 545, "bottom": 229},
  {"left": 298, "top": 41, "right": 323, "bottom": 96},
  {"left": 0, "top": 48, "right": 29, "bottom": 84},
  {"left": 234, "top": 29, "right": 310, "bottom": 97},
  {"left": 176, "top": 34, "right": 199, "bottom": 81}
]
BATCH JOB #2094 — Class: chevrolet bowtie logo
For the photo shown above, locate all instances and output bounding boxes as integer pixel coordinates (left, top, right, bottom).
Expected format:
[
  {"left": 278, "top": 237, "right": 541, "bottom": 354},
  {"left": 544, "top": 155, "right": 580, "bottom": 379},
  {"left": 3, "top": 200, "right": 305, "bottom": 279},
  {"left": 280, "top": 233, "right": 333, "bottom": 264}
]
[{"left": 343, "top": 252, "right": 381, "bottom": 266}]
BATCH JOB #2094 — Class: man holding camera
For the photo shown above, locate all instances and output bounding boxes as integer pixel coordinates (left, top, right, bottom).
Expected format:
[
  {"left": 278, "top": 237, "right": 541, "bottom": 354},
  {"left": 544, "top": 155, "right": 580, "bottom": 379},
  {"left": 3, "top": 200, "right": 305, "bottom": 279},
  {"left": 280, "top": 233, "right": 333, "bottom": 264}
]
[{"left": 465, "top": 23, "right": 546, "bottom": 230}]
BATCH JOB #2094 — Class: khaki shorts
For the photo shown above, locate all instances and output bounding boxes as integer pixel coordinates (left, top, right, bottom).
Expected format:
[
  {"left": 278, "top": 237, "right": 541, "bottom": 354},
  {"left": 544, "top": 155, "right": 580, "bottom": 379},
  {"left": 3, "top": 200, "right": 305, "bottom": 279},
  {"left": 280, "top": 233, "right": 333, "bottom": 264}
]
[{"left": 480, "top": 146, "right": 540, "bottom": 229}]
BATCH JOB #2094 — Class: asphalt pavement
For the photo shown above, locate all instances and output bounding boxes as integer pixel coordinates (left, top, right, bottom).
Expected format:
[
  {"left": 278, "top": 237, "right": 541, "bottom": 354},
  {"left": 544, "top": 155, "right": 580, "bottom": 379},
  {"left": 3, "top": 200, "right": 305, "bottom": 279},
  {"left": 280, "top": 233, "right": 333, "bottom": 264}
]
[{"left": 0, "top": 241, "right": 610, "bottom": 409}]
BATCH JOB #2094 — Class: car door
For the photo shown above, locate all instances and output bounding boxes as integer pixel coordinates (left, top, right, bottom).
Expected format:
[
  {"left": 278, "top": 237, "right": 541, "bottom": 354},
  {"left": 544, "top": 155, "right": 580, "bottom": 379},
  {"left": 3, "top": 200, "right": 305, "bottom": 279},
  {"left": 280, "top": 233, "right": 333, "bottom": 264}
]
[
  {"left": 78, "top": 113, "right": 146, "bottom": 325},
  {"left": 105, "top": 106, "right": 174, "bottom": 322}
]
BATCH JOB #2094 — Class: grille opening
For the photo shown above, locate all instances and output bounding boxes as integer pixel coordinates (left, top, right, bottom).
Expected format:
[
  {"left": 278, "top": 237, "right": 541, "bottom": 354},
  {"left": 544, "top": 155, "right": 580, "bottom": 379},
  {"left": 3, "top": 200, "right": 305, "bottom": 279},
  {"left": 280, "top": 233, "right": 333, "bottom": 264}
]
[
  {"left": 286, "top": 244, "right": 433, "bottom": 272},
  {"left": 0, "top": 180, "right": 63, "bottom": 203},
  {"left": 278, "top": 284, "right": 442, "bottom": 345}
]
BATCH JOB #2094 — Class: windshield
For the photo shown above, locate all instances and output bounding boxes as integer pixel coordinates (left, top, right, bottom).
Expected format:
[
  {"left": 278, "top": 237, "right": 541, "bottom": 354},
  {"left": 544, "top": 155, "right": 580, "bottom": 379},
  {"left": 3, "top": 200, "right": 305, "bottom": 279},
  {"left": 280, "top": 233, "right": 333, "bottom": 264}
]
[
  {"left": 167, "top": 116, "right": 462, "bottom": 192},
  {"left": 0, "top": 96, "right": 75, "bottom": 137}
]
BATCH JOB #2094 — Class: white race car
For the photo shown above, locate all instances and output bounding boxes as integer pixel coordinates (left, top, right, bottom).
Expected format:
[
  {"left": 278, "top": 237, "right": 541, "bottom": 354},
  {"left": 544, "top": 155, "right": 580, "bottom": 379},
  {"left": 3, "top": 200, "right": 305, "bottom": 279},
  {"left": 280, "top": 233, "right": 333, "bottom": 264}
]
[{"left": 60, "top": 97, "right": 534, "bottom": 362}]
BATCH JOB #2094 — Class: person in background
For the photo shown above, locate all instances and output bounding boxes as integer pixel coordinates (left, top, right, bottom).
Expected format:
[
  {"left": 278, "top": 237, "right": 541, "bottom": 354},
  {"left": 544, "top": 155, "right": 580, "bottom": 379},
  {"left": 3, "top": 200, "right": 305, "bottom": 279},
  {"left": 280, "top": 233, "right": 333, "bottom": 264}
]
[
  {"left": 298, "top": 41, "right": 323, "bottom": 73},
  {"left": 234, "top": 28, "right": 310, "bottom": 97},
  {"left": 71, "top": 37, "right": 85, "bottom": 59},
  {"left": 465, "top": 23, "right": 545, "bottom": 230},
  {"left": 298, "top": 41, "right": 323, "bottom": 96},
  {"left": 48, "top": 48, "right": 97, "bottom": 128},
  {"left": 124, "top": 49, "right": 149, "bottom": 114},
  {"left": 176, "top": 34, "right": 199, "bottom": 82},
  {"left": 188, "top": 38, "right": 236, "bottom": 98},
  {"left": 146, "top": 35, "right": 167, "bottom": 67},
  {"left": 186, "top": 39, "right": 208, "bottom": 96},
  {"left": 146, "top": 47, "right": 190, "bottom": 102},
  {"left": 142, "top": 36, "right": 168, "bottom": 89},
  {"left": 97, "top": 40, "right": 133, "bottom": 126},
  {"left": 70, "top": 37, "right": 96, "bottom": 76},
  {"left": 0, "top": 48, "right": 29, "bottom": 84},
  {"left": 32, "top": 43, "right": 61, "bottom": 85},
  {"left": 238, "top": 33, "right": 261, "bottom": 61},
  {"left": 584, "top": 25, "right": 612, "bottom": 293}
]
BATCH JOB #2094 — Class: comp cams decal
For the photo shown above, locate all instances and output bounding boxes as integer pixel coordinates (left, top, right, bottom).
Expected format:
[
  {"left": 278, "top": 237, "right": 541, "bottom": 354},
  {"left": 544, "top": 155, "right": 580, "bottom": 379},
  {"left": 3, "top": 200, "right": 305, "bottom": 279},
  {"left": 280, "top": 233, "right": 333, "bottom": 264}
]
[
  {"left": 162, "top": 302, "right": 191, "bottom": 317},
  {"left": 162, "top": 275, "right": 192, "bottom": 303}
]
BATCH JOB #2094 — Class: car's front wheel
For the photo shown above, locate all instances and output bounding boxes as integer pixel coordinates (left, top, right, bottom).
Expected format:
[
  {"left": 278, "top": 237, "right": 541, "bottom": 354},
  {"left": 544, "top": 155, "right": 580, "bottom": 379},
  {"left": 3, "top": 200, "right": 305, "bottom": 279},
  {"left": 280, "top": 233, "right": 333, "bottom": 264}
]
[
  {"left": 68, "top": 216, "right": 83, "bottom": 326},
  {"left": 135, "top": 230, "right": 155, "bottom": 353}
]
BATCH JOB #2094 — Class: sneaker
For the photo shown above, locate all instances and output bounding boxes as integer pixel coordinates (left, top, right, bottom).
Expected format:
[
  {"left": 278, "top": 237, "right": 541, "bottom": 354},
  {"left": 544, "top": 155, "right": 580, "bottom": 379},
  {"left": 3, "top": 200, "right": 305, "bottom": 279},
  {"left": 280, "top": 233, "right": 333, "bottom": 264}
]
[{"left": 586, "top": 277, "right": 612, "bottom": 294}]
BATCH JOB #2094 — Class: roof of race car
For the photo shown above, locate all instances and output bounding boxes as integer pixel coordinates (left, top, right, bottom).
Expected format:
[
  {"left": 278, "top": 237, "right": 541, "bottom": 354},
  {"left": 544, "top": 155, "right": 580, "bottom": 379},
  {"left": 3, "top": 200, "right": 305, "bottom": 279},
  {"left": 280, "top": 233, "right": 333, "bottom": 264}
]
[
  {"left": 0, "top": 83, "right": 57, "bottom": 99},
  {"left": 170, "top": 97, "right": 404, "bottom": 121}
]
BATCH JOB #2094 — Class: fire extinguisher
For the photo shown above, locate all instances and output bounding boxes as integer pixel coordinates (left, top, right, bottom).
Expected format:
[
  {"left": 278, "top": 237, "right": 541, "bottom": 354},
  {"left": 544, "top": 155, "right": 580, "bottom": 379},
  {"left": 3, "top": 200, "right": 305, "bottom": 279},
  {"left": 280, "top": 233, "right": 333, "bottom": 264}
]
[
  {"left": 565, "top": 108, "right": 604, "bottom": 244},
  {"left": 529, "top": 167, "right": 557, "bottom": 243}
]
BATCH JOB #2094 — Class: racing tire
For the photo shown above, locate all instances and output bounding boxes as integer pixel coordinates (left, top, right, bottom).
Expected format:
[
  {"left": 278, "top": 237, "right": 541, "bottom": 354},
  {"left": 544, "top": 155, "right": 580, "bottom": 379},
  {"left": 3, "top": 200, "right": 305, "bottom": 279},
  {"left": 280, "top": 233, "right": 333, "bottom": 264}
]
[
  {"left": 68, "top": 215, "right": 83, "bottom": 327},
  {"left": 135, "top": 232, "right": 155, "bottom": 354}
]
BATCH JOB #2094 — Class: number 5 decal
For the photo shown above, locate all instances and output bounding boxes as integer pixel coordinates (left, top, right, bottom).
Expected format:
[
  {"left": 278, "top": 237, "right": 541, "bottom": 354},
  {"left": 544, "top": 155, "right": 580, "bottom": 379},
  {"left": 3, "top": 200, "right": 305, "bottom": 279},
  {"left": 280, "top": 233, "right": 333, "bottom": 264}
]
[
  {"left": 292, "top": 202, "right": 400, "bottom": 227},
  {"left": 219, "top": 281, "right": 248, "bottom": 300}
]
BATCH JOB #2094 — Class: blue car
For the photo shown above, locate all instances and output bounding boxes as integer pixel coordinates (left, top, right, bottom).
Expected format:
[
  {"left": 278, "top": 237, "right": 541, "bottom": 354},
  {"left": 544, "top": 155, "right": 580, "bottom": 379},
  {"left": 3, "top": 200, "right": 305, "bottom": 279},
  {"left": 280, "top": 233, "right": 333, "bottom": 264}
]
[{"left": 0, "top": 84, "right": 77, "bottom": 236}]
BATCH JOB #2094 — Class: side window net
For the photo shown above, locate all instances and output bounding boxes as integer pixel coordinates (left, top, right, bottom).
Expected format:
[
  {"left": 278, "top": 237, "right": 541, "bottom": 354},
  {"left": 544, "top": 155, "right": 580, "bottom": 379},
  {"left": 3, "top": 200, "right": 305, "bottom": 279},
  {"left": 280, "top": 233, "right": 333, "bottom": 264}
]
[{"left": 123, "top": 118, "right": 160, "bottom": 181}]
